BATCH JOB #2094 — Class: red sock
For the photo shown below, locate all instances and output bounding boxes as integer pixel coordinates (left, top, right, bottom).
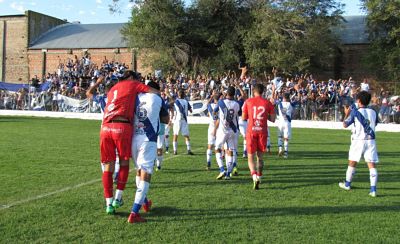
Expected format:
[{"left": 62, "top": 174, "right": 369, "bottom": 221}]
[
  {"left": 102, "top": 171, "right": 113, "bottom": 198},
  {"left": 116, "top": 165, "right": 129, "bottom": 190},
  {"left": 257, "top": 171, "right": 263, "bottom": 177},
  {"left": 251, "top": 171, "right": 257, "bottom": 176}
]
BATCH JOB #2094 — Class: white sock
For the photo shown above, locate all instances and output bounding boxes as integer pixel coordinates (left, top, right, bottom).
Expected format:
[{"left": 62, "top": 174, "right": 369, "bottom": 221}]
[
  {"left": 136, "top": 176, "right": 140, "bottom": 188},
  {"left": 115, "top": 189, "right": 123, "bottom": 201},
  {"left": 226, "top": 155, "right": 233, "bottom": 173},
  {"left": 173, "top": 141, "right": 178, "bottom": 152},
  {"left": 252, "top": 173, "right": 258, "bottom": 182},
  {"left": 284, "top": 140, "right": 288, "bottom": 152},
  {"left": 134, "top": 181, "right": 150, "bottom": 205},
  {"left": 106, "top": 197, "right": 113, "bottom": 206},
  {"left": 216, "top": 152, "right": 224, "bottom": 169},
  {"left": 101, "top": 163, "right": 105, "bottom": 173},
  {"left": 156, "top": 155, "right": 163, "bottom": 167},
  {"left": 206, "top": 149, "right": 212, "bottom": 163},
  {"left": 114, "top": 161, "right": 120, "bottom": 174},
  {"left": 165, "top": 136, "right": 169, "bottom": 148},
  {"left": 369, "top": 168, "right": 378, "bottom": 188},
  {"left": 233, "top": 150, "right": 237, "bottom": 166},
  {"left": 278, "top": 137, "right": 283, "bottom": 149},
  {"left": 243, "top": 140, "right": 247, "bottom": 152},
  {"left": 345, "top": 166, "right": 356, "bottom": 183},
  {"left": 186, "top": 140, "right": 191, "bottom": 151}
]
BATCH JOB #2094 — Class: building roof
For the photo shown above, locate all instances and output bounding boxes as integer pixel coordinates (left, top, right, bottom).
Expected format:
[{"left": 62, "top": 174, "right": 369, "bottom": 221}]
[
  {"left": 29, "top": 23, "right": 127, "bottom": 49},
  {"left": 339, "top": 16, "right": 369, "bottom": 45}
]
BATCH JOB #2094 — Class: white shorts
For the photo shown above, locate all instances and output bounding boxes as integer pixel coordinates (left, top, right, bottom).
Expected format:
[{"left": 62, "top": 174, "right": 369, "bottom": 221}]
[
  {"left": 207, "top": 125, "right": 216, "bottom": 145},
  {"left": 173, "top": 120, "right": 189, "bottom": 136},
  {"left": 278, "top": 121, "right": 291, "bottom": 139},
  {"left": 157, "top": 134, "right": 165, "bottom": 149},
  {"left": 215, "top": 129, "right": 237, "bottom": 151},
  {"left": 348, "top": 139, "right": 379, "bottom": 163},
  {"left": 238, "top": 118, "right": 247, "bottom": 137},
  {"left": 132, "top": 137, "right": 157, "bottom": 174}
]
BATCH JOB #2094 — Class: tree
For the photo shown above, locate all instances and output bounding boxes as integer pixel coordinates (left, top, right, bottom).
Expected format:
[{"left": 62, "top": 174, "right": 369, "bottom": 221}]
[{"left": 362, "top": 0, "right": 400, "bottom": 81}]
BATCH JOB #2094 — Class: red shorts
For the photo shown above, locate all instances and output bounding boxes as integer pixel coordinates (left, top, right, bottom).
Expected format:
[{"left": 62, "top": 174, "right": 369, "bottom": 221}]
[
  {"left": 100, "top": 123, "right": 133, "bottom": 163},
  {"left": 246, "top": 133, "right": 267, "bottom": 154}
]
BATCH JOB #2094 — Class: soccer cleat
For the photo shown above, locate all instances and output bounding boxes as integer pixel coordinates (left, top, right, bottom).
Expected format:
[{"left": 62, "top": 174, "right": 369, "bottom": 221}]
[
  {"left": 224, "top": 175, "right": 231, "bottom": 180},
  {"left": 369, "top": 191, "right": 377, "bottom": 197},
  {"left": 143, "top": 200, "right": 152, "bottom": 212},
  {"left": 187, "top": 150, "right": 194, "bottom": 155},
  {"left": 253, "top": 180, "right": 260, "bottom": 190},
  {"left": 112, "top": 198, "right": 124, "bottom": 209},
  {"left": 216, "top": 172, "right": 225, "bottom": 180},
  {"left": 173, "top": 151, "right": 177, "bottom": 155},
  {"left": 232, "top": 167, "right": 239, "bottom": 176},
  {"left": 127, "top": 212, "right": 147, "bottom": 223},
  {"left": 283, "top": 151, "right": 288, "bottom": 159},
  {"left": 106, "top": 204, "right": 115, "bottom": 214},
  {"left": 338, "top": 182, "right": 351, "bottom": 191},
  {"left": 278, "top": 150, "right": 283, "bottom": 157}
]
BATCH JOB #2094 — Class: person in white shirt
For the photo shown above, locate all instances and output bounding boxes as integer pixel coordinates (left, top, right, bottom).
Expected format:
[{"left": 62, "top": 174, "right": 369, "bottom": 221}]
[
  {"left": 360, "top": 79, "right": 370, "bottom": 92},
  {"left": 172, "top": 90, "right": 194, "bottom": 155},
  {"left": 213, "top": 86, "right": 240, "bottom": 180},
  {"left": 276, "top": 93, "right": 293, "bottom": 158},
  {"left": 339, "top": 91, "right": 379, "bottom": 197},
  {"left": 206, "top": 95, "right": 219, "bottom": 170}
]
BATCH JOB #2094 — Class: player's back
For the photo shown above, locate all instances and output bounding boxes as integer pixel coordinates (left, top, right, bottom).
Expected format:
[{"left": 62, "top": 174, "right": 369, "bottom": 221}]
[
  {"left": 244, "top": 96, "right": 273, "bottom": 134},
  {"left": 134, "top": 93, "right": 162, "bottom": 142},
  {"left": 174, "top": 98, "right": 190, "bottom": 121},
  {"left": 278, "top": 101, "right": 293, "bottom": 122},
  {"left": 207, "top": 103, "right": 218, "bottom": 127},
  {"left": 351, "top": 107, "right": 378, "bottom": 140},
  {"left": 217, "top": 99, "right": 239, "bottom": 133}
]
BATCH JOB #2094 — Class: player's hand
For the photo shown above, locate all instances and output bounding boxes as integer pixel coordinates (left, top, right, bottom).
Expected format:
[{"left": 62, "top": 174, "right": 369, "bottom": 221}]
[{"left": 344, "top": 105, "right": 351, "bottom": 116}]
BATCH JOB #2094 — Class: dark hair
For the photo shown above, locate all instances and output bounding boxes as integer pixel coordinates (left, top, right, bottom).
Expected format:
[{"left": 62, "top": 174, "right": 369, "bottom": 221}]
[
  {"left": 178, "top": 90, "right": 185, "bottom": 99},
  {"left": 356, "top": 91, "right": 371, "bottom": 106},
  {"left": 227, "top": 86, "right": 235, "bottom": 97},
  {"left": 284, "top": 93, "right": 290, "bottom": 100},
  {"left": 253, "top": 83, "right": 265, "bottom": 94},
  {"left": 213, "top": 94, "right": 219, "bottom": 102},
  {"left": 147, "top": 81, "right": 160, "bottom": 91},
  {"left": 120, "top": 70, "right": 140, "bottom": 81}
]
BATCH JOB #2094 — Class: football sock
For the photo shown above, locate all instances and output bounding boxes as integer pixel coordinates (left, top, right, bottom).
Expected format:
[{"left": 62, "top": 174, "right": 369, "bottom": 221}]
[
  {"left": 115, "top": 160, "right": 120, "bottom": 173},
  {"left": 226, "top": 155, "right": 233, "bottom": 174},
  {"left": 102, "top": 171, "right": 113, "bottom": 198},
  {"left": 206, "top": 149, "right": 212, "bottom": 166},
  {"left": 132, "top": 181, "right": 150, "bottom": 213},
  {"left": 165, "top": 136, "right": 169, "bottom": 150},
  {"left": 278, "top": 137, "right": 283, "bottom": 150},
  {"left": 345, "top": 166, "right": 356, "bottom": 187},
  {"left": 115, "top": 189, "right": 123, "bottom": 201},
  {"left": 284, "top": 140, "right": 289, "bottom": 152},
  {"left": 369, "top": 168, "right": 378, "bottom": 192},
  {"left": 243, "top": 140, "right": 247, "bottom": 152},
  {"left": 116, "top": 165, "right": 129, "bottom": 190},
  {"left": 156, "top": 155, "right": 163, "bottom": 168},
  {"left": 232, "top": 150, "right": 237, "bottom": 167},
  {"left": 173, "top": 141, "right": 178, "bottom": 152},
  {"left": 251, "top": 171, "right": 257, "bottom": 181},
  {"left": 101, "top": 163, "right": 105, "bottom": 173},
  {"left": 136, "top": 176, "right": 140, "bottom": 187},
  {"left": 216, "top": 152, "right": 224, "bottom": 172},
  {"left": 106, "top": 197, "right": 113, "bottom": 206},
  {"left": 186, "top": 140, "right": 191, "bottom": 151},
  {"left": 144, "top": 197, "right": 149, "bottom": 205}
]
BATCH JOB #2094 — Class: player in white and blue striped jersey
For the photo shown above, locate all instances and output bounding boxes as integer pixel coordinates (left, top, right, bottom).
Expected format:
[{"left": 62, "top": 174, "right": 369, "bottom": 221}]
[
  {"left": 276, "top": 93, "right": 293, "bottom": 158},
  {"left": 128, "top": 81, "right": 169, "bottom": 223},
  {"left": 339, "top": 91, "right": 379, "bottom": 197},
  {"left": 172, "top": 90, "right": 194, "bottom": 155},
  {"left": 206, "top": 94, "right": 219, "bottom": 170}
]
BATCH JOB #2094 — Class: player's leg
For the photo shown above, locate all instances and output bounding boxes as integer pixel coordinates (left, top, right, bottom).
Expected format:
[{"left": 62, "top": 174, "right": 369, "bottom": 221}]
[
  {"left": 277, "top": 126, "right": 284, "bottom": 156},
  {"left": 283, "top": 123, "right": 291, "bottom": 158},
  {"left": 172, "top": 121, "right": 180, "bottom": 155},
  {"left": 365, "top": 140, "right": 379, "bottom": 197},
  {"left": 267, "top": 127, "right": 271, "bottom": 154},
  {"left": 164, "top": 126, "right": 170, "bottom": 153},
  {"left": 255, "top": 150, "right": 265, "bottom": 189},
  {"left": 206, "top": 126, "right": 215, "bottom": 169},
  {"left": 182, "top": 121, "right": 193, "bottom": 155},
  {"left": 113, "top": 149, "right": 120, "bottom": 183},
  {"left": 239, "top": 120, "right": 248, "bottom": 158},
  {"left": 215, "top": 131, "right": 226, "bottom": 179},
  {"left": 232, "top": 131, "right": 239, "bottom": 176},
  {"left": 339, "top": 140, "right": 362, "bottom": 190},
  {"left": 156, "top": 134, "right": 164, "bottom": 171},
  {"left": 129, "top": 170, "right": 151, "bottom": 223}
]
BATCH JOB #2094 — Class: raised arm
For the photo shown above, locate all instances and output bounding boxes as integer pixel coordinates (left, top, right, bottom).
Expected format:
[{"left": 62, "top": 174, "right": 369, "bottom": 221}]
[{"left": 86, "top": 75, "right": 104, "bottom": 99}]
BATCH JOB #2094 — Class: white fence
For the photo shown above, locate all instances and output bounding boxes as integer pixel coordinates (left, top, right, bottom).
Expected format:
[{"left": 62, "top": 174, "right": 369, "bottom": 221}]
[{"left": 1, "top": 110, "right": 399, "bottom": 133}]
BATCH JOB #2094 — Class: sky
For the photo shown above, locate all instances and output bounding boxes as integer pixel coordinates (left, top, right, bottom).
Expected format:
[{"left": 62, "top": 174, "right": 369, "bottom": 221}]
[{"left": 0, "top": 0, "right": 366, "bottom": 24}]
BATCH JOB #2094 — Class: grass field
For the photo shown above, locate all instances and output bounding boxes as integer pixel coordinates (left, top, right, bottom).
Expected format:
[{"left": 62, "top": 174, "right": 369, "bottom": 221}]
[{"left": 0, "top": 116, "right": 399, "bottom": 243}]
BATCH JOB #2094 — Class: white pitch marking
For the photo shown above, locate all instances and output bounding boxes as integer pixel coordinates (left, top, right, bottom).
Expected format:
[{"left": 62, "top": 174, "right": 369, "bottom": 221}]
[{"left": 0, "top": 149, "right": 203, "bottom": 210}]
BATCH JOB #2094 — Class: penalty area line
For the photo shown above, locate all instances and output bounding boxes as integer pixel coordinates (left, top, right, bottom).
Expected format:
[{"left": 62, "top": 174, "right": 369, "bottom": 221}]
[{"left": 0, "top": 149, "right": 202, "bottom": 211}]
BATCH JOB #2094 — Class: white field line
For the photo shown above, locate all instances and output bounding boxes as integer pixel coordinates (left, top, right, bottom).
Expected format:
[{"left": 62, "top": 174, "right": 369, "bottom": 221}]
[{"left": 0, "top": 149, "right": 203, "bottom": 210}]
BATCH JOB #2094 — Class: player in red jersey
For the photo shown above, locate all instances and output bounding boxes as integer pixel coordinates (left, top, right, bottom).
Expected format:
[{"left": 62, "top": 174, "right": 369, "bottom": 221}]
[
  {"left": 100, "top": 70, "right": 159, "bottom": 214},
  {"left": 242, "top": 83, "right": 276, "bottom": 190}
]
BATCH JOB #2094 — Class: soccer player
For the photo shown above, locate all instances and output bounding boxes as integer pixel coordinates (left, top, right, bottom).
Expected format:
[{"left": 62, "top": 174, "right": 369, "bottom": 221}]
[
  {"left": 128, "top": 81, "right": 169, "bottom": 223},
  {"left": 100, "top": 70, "right": 159, "bottom": 214},
  {"left": 172, "top": 90, "right": 194, "bottom": 155},
  {"left": 86, "top": 76, "right": 121, "bottom": 183},
  {"left": 214, "top": 86, "right": 240, "bottom": 180},
  {"left": 339, "top": 91, "right": 379, "bottom": 197},
  {"left": 242, "top": 84, "right": 276, "bottom": 189},
  {"left": 155, "top": 92, "right": 170, "bottom": 170},
  {"left": 276, "top": 93, "right": 293, "bottom": 158},
  {"left": 206, "top": 95, "right": 219, "bottom": 170}
]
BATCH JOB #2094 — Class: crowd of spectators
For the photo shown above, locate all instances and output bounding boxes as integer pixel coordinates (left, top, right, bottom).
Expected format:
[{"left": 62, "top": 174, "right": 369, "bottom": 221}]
[{"left": 0, "top": 56, "right": 399, "bottom": 123}]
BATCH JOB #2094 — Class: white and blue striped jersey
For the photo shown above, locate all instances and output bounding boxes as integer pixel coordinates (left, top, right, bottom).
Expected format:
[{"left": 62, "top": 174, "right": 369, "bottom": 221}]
[
  {"left": 214, "top": 99, "right": 240, "bottom": 133},
  {"left": 134, "top": 93, "right": 168, "bottom": 142},
  {"left": 207, "top": 102, "right": 218, "bottom": 129},
  {"left": 173, "top": 98, "right": 192, "bottom": 122},
  {"left": 93, "top": 94, "right": 107, "bottom": 114},
  {"left": 344, "top": 107, "right": 378, "bottom": 140},
  {"left": 277, "top": 101, "right": 293, "bottom": 123}
]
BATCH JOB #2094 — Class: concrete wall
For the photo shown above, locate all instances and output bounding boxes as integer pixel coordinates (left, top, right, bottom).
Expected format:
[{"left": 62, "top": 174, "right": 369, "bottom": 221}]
[
  {"left": 0, "top": 15, "right": 29, "bottom": 83},
  {"left": 27, "top": 10, "right": 67, "bottom": 46}
]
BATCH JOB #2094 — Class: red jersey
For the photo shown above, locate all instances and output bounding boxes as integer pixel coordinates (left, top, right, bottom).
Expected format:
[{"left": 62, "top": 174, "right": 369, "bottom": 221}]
[
  {"left": 103, "top": 80, "right": 149, "bottom": 124},
  {"left": 242, "top": 96, "right": 275, "bottom": 134}
]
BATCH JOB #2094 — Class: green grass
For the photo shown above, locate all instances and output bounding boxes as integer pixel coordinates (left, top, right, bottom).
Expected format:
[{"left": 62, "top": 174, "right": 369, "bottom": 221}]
[{"left": 0, "top": 116, "right": 399, "bottom": 243}]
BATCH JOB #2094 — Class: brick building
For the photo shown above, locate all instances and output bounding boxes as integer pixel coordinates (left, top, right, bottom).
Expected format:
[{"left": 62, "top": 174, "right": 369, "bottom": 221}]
[{"left": 0, "top": 11, "right": 370, "bottom": 83}]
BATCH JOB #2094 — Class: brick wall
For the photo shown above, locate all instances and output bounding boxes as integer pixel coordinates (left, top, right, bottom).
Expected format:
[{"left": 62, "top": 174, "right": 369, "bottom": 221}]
[{"left": 0, "top": 15, "right": 29, "bottom": 83}]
